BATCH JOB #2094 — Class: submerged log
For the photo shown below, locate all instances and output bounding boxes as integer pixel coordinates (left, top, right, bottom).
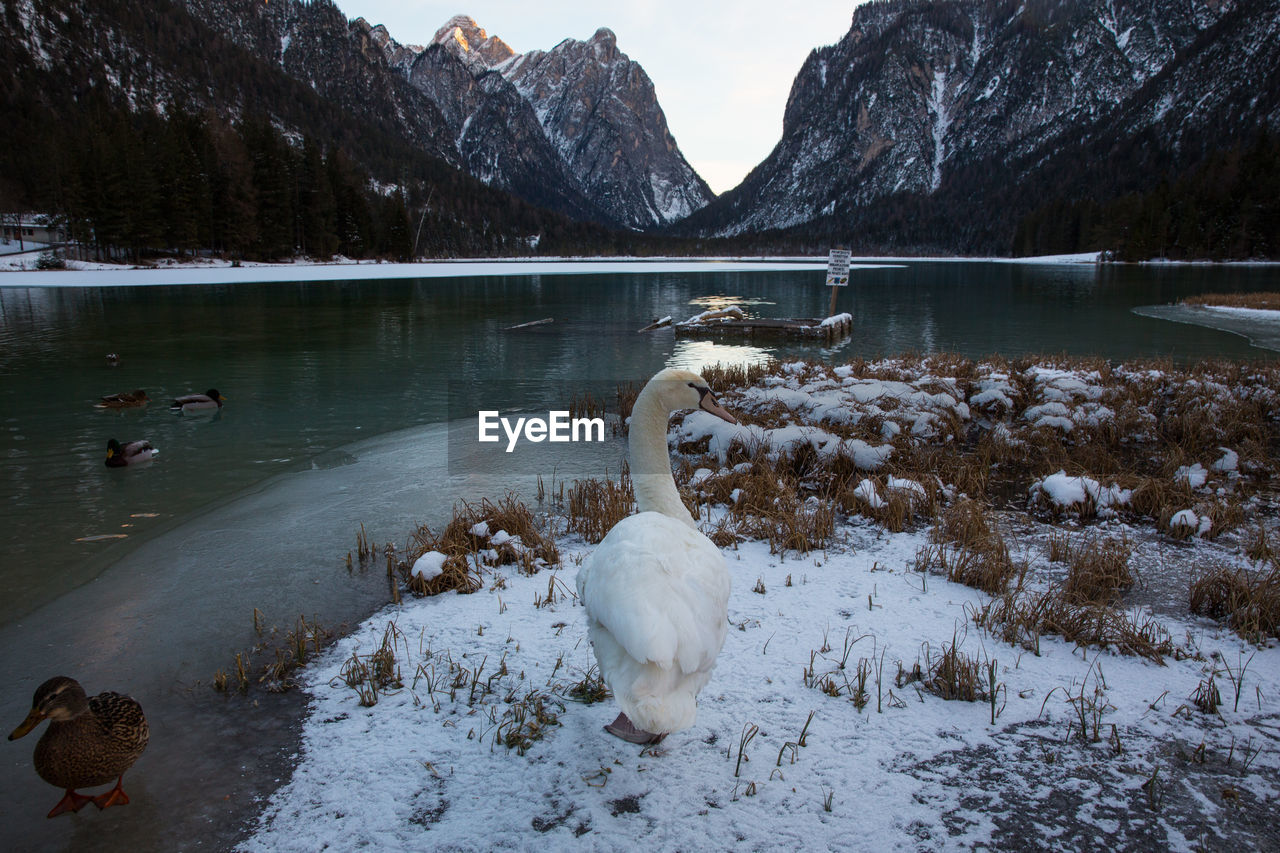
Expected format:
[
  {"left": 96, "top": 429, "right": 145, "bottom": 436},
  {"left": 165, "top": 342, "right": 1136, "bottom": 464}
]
[
  {"left": 675, "top": 312, "right": 852, "bottom": 341},
  {"left": 505, "top": 317, "right": 554, "bottom": 330},
  {"left": 637, "top": 315, "right": 673, "bottom": 333}
]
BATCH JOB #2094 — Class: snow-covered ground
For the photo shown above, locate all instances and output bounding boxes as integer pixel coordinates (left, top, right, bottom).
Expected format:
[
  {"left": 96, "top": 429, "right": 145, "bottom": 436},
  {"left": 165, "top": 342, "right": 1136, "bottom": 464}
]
[
  {"left": 1202, "top": 304, "right": 1280, "bottom": 321},
  {"left": 239, "top": 357, "right": 1280, "bottom": 852},
  {"left": 0, "top": 257, "right": 830, "bottom": 286},
  {"left": 0, "top": 253, "right": 1109, "bottom": 287}
]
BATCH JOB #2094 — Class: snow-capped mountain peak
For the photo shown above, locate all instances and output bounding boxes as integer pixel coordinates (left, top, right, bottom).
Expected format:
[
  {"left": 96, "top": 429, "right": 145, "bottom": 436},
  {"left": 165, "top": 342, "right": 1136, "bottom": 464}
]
[
  {"left": 430, "top": 15, "right": 515, "bottom": 69},
  {"left": 588, "top": 27, "right": 619, "bottom": 61}
]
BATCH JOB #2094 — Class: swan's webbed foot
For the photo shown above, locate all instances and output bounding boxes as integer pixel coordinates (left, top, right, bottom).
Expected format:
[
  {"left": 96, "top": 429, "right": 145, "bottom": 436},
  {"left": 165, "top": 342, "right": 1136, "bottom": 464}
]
[{"left": 604, "top": 712, "right": 667, "bottom": 744}]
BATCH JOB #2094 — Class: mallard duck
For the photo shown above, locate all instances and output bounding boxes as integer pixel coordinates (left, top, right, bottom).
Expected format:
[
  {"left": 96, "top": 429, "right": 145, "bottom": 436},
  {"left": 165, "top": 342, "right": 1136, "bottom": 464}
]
[
  {"left": 170, "top": 388, "right": 225, "bottom": 412},
  {"left": 104, "top": 438, "right": 157, "bottom": 467},
  {"left": 576, "top": 369, "right": 736, "bottom": 744},
  {"left": 95, "top": 390, "right": 149, "bottom": 409},
  {"left": 8, "top": 676, "right": 149, "bottom": 818}
]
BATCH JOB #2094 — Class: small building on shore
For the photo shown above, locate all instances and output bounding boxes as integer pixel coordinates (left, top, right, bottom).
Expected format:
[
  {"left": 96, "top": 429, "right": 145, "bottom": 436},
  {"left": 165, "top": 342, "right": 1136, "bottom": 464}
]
[{"left": 1, "top": 215, "right": 66, "bottom": 251}]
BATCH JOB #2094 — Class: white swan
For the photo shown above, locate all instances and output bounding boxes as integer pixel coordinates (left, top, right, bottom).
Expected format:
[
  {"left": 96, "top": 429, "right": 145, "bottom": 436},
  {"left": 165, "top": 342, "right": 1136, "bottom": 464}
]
[{"left": 576, "top": 368, "right": 736, "bottom": 744}]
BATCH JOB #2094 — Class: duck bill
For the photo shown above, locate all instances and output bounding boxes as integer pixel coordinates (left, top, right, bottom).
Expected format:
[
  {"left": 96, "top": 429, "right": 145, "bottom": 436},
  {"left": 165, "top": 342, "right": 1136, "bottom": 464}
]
[
  {"left": 699, "top": 395, "right": 737, "bottom": 425},
  {"left": 8, "top": 708, "right": 45, "bottom": 740}
]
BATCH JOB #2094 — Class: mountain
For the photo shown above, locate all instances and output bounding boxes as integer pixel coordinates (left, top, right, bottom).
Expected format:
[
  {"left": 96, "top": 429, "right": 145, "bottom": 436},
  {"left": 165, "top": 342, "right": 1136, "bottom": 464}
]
[
  {"left": 178, "top": 0, "right": 457, "bottom": 166},
  {"left": 501, "top": 26, "right": 714, "bottom": 229},
  {"left": 389, "top": 16, "right": 608, "bottom": 224},
  {"left": 2, "top": 1, "right": 711, "bottom": 234},
  {"left": 681, "top": 0, "right": 1279, "bottom": 255},
  {"left": 0, "top": 0, "right": 678, "bottom": 261},
  {"left": 370, "top": 15, "right": 713, "bottom": 230}
]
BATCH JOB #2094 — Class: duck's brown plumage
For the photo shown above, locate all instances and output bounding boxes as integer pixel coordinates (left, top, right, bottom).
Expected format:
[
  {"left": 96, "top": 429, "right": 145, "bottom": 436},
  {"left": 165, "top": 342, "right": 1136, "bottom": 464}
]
[
  {"left": 9, "top": 676, "right": 149, "bottom": 816},
  {"left": 96, "top": 390, "right": 149, "bottom": 409}
]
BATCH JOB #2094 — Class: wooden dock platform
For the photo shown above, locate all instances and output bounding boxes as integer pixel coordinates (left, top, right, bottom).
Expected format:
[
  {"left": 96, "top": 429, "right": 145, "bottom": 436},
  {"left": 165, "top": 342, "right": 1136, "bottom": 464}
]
[{"left": 675, "top": 312, "right": 852, "bottom": 342}]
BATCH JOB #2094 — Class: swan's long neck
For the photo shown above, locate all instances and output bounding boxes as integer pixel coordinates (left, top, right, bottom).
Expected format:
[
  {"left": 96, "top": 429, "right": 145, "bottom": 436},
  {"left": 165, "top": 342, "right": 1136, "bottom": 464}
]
[{"left": 629, "top": 386, "right": 695, "bottom": 527}]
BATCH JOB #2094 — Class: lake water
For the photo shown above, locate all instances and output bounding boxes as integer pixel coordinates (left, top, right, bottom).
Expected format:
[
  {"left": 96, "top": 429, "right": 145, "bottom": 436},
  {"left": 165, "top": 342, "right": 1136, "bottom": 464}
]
[{"left": 0, "top": 259, "right": 1276, "bottom": 851}]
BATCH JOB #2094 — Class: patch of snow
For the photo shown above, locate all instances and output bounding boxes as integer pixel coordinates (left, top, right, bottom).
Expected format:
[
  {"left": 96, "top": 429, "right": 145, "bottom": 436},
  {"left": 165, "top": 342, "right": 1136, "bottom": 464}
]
[
  {"left": 688, "top": 467, "right": 715, "bottom": 488},
  {"left": 926, "top": 65, "right": 951, "bottom": 193},
  {"left": 1174, "top": 463, "right": 1208, "bottom": 489},
  {"left": 853, "top": 478, "right": 885, "bottom": 508},
  {"left": 1169, "top": 509, "right": 1212, "bottom": 537},
  {"left": 410, "top": 551, "right": 447, "bottom": 580},
  {"left": 1031, "top": 470, "right": 1131, "bottom": 513},
  {"left": 1211, "top": 448, "right": 1239, "bottom": 473},
  {"left": 886, "top": 476, "right": 926, "bottom": 501}
]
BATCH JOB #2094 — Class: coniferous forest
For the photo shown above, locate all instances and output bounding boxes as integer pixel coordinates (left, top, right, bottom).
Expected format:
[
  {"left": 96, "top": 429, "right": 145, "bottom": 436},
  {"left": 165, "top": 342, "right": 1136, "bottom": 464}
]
[
  {"left": 0, "top": 0, "right": 710, "bottom": 262},
  {"left": 1012, "top": 131, "right": 1280, "bottom": 261},
  {"left": 1, "top": 0, "right": 1277, "bottom": 262}
]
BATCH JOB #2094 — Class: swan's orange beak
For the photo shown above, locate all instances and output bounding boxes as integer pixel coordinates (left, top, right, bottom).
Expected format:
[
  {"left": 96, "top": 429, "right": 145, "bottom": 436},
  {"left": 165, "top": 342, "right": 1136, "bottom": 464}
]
[{"left": 700, "top": 393, "right": 737, "bottom": 425}]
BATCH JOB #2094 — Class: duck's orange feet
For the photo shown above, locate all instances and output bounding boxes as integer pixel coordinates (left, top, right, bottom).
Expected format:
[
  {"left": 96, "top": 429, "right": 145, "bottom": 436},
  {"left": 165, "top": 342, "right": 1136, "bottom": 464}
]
[
  {"left": 47, "top": 789, "right": 94, "bottom": 818},
  {"left": 92, "top": 776, "right": 130, "bottom": 810}
]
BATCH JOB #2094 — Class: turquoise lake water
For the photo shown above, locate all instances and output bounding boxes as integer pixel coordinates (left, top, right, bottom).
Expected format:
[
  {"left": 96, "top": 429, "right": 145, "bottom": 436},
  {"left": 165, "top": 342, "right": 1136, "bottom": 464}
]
[{"left": 0, "top": 259, "right": 1276, "bottom": 851}]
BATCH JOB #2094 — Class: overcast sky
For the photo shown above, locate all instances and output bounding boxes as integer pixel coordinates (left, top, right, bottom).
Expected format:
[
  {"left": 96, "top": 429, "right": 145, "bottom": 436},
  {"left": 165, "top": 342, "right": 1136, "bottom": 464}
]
[{"left": 337, "top": 2, "right": 863, "bottom": 195}]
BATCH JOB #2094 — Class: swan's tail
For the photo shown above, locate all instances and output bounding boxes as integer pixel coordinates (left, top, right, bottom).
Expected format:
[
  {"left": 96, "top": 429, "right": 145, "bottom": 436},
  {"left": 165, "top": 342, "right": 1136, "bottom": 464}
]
[{"left": 629, "top": 688, "right": 697, "bottom": 735}]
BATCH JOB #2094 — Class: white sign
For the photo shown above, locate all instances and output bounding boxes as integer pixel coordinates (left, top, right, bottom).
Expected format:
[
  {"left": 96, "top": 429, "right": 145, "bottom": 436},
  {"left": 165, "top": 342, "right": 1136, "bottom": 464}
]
[{"left": 825, "top": 248, "right": 851, "bottom": 286}]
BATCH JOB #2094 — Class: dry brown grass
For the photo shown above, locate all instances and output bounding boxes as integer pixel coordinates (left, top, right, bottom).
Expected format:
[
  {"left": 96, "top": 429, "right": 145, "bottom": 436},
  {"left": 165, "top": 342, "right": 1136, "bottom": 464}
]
[
  {"left": 213, "top": 613, "right": 333, "bottom": 695},
  {"left": 975, "top": 588, "right": 1173, "bottom": 664},
  {"left": 341, "top": 621, "right": 405, "bottom": 706},
  {"left": 699, "top": 360, "right": 778, "bottom": 392},
  {"left": 493, "top": 689, "right": 564, "bottom": 755},
  {"left": 1245, "top": 525, "right": 1276, "bottom": 564},
  {"left": 686, "top": 444, "right": 838, "bottom": 555},
  {"left": 1129, "top": 477, "right": 1192, "bottom": 522},
  {"left": 1182, "top": 292, "right": 1280, "bottom": 310},
  {"left": 923, "top": 638, "right": 989, "bottom": 702},
  {"left": 565, "top": 472, "right": 635, "bottom": 544},
  {"left": 1062, "top": 534, "right": 1135, "bottom": 605},
  {"left": 915, "top": 499, "right": 1024, "bottom": 594},
  {"left": 836, "top": 471, "right": 936, "bottom": 532},
  {"left": 1189, "top": 562, "right": 1280, "bottom": 642},
  {"left": 402, "top": 494, "right": 560, "bottom": 596}
]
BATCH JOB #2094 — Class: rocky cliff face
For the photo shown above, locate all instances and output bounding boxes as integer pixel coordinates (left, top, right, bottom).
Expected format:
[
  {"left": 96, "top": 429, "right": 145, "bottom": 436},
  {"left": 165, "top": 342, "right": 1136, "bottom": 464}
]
[
  {"left": 687, "top": 0, "right": 1275, "bottom": 245},
  {"left": 173, "top": 5, "right": 708, "bottom": 228},
  {"left": 365, "top": 14, "right": 712, "bottom": 229},
  {"left": 502, "top": 27, "right": 714, "bottom": 229},
  {"left": 179, "top": 0, "right": 457, "bottom": 164},
  {"left": 396, "top": 18, "right": 606, "bottom": 222}
]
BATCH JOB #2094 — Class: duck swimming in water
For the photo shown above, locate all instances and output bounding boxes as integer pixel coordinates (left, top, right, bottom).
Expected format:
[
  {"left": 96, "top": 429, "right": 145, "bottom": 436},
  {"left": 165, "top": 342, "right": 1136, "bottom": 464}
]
[
  {"left": 104, "top": 438, "right": 157, "bottom": 467},
  {"left": 95, "top": 390, "right": 149, "bottom": 409},
  {"left": 170, "top": 388, "right": 225, "bottom": 413}
]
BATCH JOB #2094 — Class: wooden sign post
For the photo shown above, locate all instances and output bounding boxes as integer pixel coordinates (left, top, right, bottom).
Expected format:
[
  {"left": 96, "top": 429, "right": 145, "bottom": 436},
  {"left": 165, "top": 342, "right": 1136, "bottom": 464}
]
[{"left": 825, "top": 248, "right": 851, "bottom": 317}]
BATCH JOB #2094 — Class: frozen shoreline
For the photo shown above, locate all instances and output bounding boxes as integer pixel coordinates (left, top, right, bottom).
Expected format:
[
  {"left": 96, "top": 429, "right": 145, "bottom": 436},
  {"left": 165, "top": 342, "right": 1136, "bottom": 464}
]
[
  {"left": 238, "top": 355, "right": 1280, "bottom": 851},
  {"left": 0, "top": 253, "right": 1105, "bottom": 287},
  {"left": 1133, "top": 302, "right": 1280, "bottom": 354}
]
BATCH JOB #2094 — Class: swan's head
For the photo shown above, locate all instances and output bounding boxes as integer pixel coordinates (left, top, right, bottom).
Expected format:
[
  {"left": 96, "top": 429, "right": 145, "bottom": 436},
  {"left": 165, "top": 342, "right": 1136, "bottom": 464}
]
[{"left": 645, "top": 368, "right": 737, "bottom": 424}]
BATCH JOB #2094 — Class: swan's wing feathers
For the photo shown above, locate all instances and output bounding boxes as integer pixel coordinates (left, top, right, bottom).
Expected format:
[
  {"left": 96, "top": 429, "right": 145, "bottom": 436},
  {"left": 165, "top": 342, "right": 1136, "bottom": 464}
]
[
  {"left": 581, "top": 555, "right": 680, "bottom": 667},
  {"left": 579, "top": 514, "right": 729, "bottom": 674}
]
